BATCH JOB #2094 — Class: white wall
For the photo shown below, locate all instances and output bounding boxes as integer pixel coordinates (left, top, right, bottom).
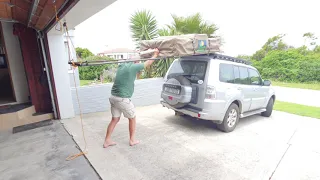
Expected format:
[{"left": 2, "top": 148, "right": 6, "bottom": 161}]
[
  {"left": 63, "top": 29, "right": 80, "bottom": 87},
  {"left": 47, "top": 34, "right": 75, "bottom": 119},
  {"left": 71, "top": 78, "right": 164, "bottom": 115},
  {"left": 1, "top": 22, "right": 30, "bottom": 103}
]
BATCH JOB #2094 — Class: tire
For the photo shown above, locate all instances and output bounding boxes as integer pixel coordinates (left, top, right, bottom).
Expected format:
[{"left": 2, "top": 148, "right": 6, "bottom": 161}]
[
  {"left": 162, "top": 75, "right": 192, "bottom": 108},
  {"left": 217, "top": 103, "right": 240, "bottom": 133},
  {"left": 261, "top": 98, "right": 274, "bottom": 117}
]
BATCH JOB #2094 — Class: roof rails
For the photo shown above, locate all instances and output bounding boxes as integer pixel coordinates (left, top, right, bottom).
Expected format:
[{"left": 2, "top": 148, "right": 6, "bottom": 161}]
[
  {"left": 212, "top": 54, "right": 252, "bottom": 65},
  {"left": 189, "top": 53, "right": 251, "bottom": 65}
]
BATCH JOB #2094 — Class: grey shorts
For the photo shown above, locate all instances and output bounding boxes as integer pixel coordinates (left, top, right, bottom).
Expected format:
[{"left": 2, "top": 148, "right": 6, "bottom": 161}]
[{"left": 109, "top": 95, "right": 135, "bottom": 118}]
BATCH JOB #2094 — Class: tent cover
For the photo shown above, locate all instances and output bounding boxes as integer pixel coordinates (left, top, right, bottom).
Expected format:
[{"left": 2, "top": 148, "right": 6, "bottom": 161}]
[{"left": 139, "top": 34, "right": 222, "bottom": 58}]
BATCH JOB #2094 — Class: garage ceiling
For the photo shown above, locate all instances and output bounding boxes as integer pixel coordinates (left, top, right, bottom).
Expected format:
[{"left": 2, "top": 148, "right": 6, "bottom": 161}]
[{"left": 0, "top": 0, "right": 67, "bottom": 30}]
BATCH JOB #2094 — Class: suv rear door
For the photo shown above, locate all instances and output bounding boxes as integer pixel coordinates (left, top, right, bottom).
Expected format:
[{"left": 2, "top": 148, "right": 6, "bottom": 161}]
[{"left": 164, "top": 56, "right": 210, "bottom": 109}]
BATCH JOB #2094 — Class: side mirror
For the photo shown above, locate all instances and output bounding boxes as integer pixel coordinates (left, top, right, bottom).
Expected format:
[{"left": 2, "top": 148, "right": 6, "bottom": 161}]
[{"left": 263, "top": 80, "right": 271, "bottom": 86}]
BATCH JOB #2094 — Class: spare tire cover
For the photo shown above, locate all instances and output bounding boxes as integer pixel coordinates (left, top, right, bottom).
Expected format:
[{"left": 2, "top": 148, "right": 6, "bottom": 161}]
[{"left": 161, "top": 76, "right": 192, "bottom": 108}]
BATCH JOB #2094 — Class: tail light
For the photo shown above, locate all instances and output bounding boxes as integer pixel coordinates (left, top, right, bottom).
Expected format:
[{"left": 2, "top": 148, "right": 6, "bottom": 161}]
[{"left": 205, "top": 86, "right": 216, "bottom": 100}]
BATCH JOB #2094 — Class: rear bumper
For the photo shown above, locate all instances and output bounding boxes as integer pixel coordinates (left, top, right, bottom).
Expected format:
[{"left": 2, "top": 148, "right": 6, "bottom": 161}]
[{"left": 160, "top": 100, "right": 223, "bottom": 123}]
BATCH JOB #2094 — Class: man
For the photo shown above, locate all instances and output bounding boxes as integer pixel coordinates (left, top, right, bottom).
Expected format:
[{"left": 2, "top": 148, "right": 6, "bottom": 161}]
[{"left": 103, "top": 48, "right": 159, "bottom": 148}]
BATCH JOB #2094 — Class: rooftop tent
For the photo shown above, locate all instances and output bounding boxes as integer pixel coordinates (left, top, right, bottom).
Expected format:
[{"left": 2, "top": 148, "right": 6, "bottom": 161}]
[{"left": 139, "top": 34, "right": 222, "bottom": 58}]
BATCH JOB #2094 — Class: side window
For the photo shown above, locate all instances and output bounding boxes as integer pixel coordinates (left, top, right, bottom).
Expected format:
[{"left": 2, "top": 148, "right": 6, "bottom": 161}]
[
  {"left": 219, "top": 63, "right": 235, "bottom": 83},
  {"left": 248, "top": 68, "right": 262, "bottom": 85},
  {"left": 233, "top": 66, "right": 241, "bottom": 84},
  {"left": 238, "top": 66, "right": 250, "bottom": 85}
]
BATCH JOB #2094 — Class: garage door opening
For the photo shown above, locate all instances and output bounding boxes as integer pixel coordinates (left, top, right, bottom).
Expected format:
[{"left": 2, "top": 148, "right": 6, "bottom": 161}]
[
  {"left": 0, "top": 24, "right": 16, "bottom": 105},
  {"left": 0, "top": 22, "right": 54, "bottom": 130}
]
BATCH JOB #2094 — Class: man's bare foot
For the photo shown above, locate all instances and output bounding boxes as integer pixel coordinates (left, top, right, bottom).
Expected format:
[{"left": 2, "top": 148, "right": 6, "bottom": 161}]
[
  {"left": 103, "top": 141, "right": 116, "bottom": 148},
  {"left": 129, "top": 140, "right": 140, "bottom": 146}
]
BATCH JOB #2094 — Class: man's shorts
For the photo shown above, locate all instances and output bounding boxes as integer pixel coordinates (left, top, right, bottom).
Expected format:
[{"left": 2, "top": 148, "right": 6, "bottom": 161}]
[{"left": 109, "top": 95, "right": 135, "bottom": 119}]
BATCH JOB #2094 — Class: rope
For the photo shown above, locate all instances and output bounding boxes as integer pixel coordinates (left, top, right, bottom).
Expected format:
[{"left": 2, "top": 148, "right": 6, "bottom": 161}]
[
  {"left": 53, "top": 4, "right": 62, "bottom": 31},
  {"left": 59, "top": 19, "right": 88, "bottom": 161}
]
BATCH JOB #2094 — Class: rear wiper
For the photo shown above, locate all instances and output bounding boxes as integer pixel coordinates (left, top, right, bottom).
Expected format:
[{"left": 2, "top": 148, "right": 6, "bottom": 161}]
[{"left": 167, "top": 73, "right": 191, "bottom": 79}]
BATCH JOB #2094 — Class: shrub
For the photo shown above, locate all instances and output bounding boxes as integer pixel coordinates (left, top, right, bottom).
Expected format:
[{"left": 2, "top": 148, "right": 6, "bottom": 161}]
[{"left": 252, "top": 49, "right": 320, "bottom": 82}]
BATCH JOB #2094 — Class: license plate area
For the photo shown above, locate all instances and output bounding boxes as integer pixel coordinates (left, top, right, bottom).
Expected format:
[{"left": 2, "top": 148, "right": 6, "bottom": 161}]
[{"left": 163, "top": 84, "right": 181, "bottom": 95}]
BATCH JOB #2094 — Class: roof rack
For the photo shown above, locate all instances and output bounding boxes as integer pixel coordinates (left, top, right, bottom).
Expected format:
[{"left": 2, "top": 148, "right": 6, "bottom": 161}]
[
  {"left": 212, "top": 54, "right": 251, "bottom": 65},
  {"left": 190, "top": 53, "right": 251, "bottom": 65}
]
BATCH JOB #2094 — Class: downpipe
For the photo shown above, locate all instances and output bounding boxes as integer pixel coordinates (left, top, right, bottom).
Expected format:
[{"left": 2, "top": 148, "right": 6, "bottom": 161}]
[{"left": 37, "top": 31, "right": 58, "bottom": 119}]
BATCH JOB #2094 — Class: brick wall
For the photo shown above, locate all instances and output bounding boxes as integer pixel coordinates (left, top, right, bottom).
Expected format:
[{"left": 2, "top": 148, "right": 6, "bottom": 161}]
[{"left": 71, "top": 78, "right": 164, "bottom": 115}]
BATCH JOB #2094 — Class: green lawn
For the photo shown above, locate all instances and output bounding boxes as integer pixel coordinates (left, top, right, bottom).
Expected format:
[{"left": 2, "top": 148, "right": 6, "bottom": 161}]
[
  {"left": 274, "top": 101, "right": 320, "bottom": 119},
  {"left": 80, "top": 79, "right": 112, "bottom": 86},
  {"left": 80, "top": 80, "right": 93, "bottom": 86},
  {"left": 272, "top": 81, "right": 320, "bottom": 90}
]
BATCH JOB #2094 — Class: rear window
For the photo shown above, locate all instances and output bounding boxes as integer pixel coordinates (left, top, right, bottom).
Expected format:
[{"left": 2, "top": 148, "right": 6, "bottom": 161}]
[
  {"left": 219, "top": 64, "right": 235, "bottom": 83},
  {"left": 167, "top": 60, "right": 207, "bottom": 83}
]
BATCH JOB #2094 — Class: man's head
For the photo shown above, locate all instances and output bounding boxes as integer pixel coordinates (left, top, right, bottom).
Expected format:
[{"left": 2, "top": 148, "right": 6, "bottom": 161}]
[{"left": 131, "top": 55, "right": 141, "bottom": 64}]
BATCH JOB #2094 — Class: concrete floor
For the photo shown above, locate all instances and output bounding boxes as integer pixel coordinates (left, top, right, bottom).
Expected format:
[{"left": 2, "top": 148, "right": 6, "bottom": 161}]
[
  {"left": 0, "top": 121, "right": 100, "bottom": 180},
  {"left": 61, "top": 104, "right": 320, "bottom": 180}
]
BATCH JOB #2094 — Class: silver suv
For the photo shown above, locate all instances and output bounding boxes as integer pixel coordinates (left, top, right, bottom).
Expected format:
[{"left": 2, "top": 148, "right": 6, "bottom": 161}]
[{"left": 160, "top": 54, "right": 276, "bottom": 132}]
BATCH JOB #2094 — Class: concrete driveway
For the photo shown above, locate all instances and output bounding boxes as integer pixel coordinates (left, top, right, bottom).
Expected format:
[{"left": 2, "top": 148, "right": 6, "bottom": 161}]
[{"left": 62, "top": 104, "right": 320, "bottom": 180}]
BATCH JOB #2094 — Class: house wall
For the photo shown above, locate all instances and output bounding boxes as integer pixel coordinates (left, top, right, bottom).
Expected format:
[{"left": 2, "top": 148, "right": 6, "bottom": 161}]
[
  {"left": 63, "top": 29, "right": 80, "bottom": 87},
  {"left": 47, "top": 34, "right": 75, "bottom": 119},
  {"left": 1, "top": 22, "right": 30, "bottom": 103},
  {"left": 71, "top": 78, "right": 164, "bottom": 115}
]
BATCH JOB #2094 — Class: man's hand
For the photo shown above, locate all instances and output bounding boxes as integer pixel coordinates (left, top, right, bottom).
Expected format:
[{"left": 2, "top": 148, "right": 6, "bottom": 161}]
[{"left": 144, "top": 48, "right": 159, "bottom": 69}]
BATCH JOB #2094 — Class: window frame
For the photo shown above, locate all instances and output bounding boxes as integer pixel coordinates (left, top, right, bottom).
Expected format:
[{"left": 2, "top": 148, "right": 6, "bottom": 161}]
[
  {"left": 248, "top": 68, "right": 263, "bottom": 86},
  {"left": 219, "top": 63, "right": 235, "bottom": 84},
  {"left": 238, "top": 66, "right": 250, "bottom": 85}
]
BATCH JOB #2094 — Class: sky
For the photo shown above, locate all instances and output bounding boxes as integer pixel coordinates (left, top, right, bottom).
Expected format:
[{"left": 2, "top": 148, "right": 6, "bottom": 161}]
[{"left": 74, "top": 0, "right": 320, "bottom": 56}]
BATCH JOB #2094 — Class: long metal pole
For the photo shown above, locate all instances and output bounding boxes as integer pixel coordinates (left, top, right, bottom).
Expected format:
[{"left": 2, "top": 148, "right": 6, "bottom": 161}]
[
  {"left": 38, "top": 31, "right": 58, "bottom": 119},
  {"left": 68, "top": 57, "right": 167, "bottom": 67}
]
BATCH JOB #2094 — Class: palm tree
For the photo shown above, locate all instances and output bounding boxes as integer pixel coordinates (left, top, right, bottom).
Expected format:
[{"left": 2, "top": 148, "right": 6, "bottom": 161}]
[
  {"left": 130, "top": 11, "right": 220, "bottom": 78},
  {"left": 130, "top": 9, "right": 158, "bottom": 41},
  {"left": 164, "top": 13, "right": 219, "bottom": 37},
  {"left": 129, "top": 9, "right": 158, "bottom": 78},
  {"left": 154, "top": 13, "right": 220, "bottom": 77}
]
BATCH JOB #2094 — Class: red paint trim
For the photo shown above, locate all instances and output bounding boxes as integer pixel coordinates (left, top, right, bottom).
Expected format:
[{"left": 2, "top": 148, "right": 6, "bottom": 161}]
[
  {"left": 43, "top": 33, "right": 61, "bottom": 119},
  {"left": 44, "top": 0, "right": 79, "bottom": 33}
]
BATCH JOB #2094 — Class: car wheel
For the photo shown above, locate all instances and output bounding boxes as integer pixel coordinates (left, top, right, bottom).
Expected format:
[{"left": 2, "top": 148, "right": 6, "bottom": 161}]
[
  {"left": 217, "top": 103, "right": 240, "bottom": 133},
  {"left": 261, "top": 98, "right": 274, "bottom": 117}
]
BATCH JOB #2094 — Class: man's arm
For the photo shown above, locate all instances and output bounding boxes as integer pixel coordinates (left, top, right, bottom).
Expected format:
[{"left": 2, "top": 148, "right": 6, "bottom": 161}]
[
  {"left": 137, "top": 71, "right": 142, "bottom": 79},
  {"left": 144, "top": 48, "right": 159, "bottom": 69}
]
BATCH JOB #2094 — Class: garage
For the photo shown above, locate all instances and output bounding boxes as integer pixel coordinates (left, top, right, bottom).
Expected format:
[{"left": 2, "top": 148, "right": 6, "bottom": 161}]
[{"left": 0, "top": 0, "right": 117, "bottom": 130}]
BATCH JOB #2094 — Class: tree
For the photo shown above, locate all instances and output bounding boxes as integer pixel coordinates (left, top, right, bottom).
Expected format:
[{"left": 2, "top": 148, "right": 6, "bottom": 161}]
[
  {"left": 129, "top": 9, "right": 158, "bottom": 78},
  {"left": 129, "top": 11, "right": 221, "bottom": 78},
  {"left": 252, "top": 34, "right": 289, "bottom": 61},
  {"left": 303, "top": 32, "right": 318, "bottom": 49},
  {"left": 164, "top": 13, "right": 219, "bottom": 37},
  {"left": 75, "top": 47, "right": 94, "bottom": 59},
  {"left": 236, "top": 55, "right": 252, "bottom": 61},
  {"left": 129, "top": 9, "right": 158, "bottom": 46}
]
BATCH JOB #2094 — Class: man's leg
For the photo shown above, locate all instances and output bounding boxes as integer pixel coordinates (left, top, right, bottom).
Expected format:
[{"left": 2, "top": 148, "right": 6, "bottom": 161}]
[
  {"left": 103, "top": 97, "right": 121, "bottom": 148},
  {"left": 128, "top": 117, "right": 139, "bottom": 146},
  {"left": 103, "top": 117, "right": 120, "bottom": 148},
  {"left": 123, "top": 99, "right": 139, "bottom": 146}
]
